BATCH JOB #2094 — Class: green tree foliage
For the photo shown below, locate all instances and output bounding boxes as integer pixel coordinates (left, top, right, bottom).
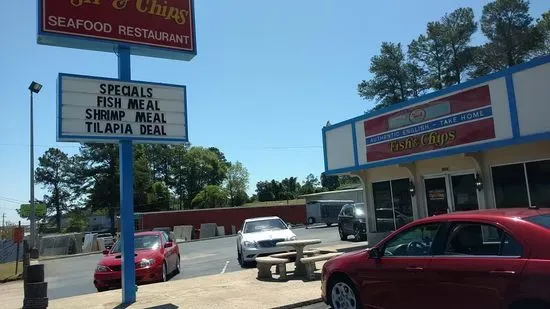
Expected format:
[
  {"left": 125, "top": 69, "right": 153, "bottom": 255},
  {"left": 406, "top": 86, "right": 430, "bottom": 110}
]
[
  {"left": 191, "top": 185, "right": 229, "bottom": 209},
  {"left": 35, "top": 148, "right": 75, "bottom": 232},
  {"left": 441, "top": 8, "right": 478, "bottom": 85},
  {"left": 169, "top": 145, "right": 188, "bottom": 209},
  {"left": 472, "top": 0, "right": 542, "bottom": 77},
  {"left": 358, "top": 1, "right": 544, "bottom": 108},
  {"left": 409, "top": 22, "right": 450, "bottom": 90},
  {"left": 79, "top": 144, "right": 119, "bottom": 234},
  {"left": 300, "top": 173, "right": 322, "bottom": 195},
  {"left": 179, "top": 147, "right": 229, "bottom": 209},
  {"left": 17, "top": 203, "right": 47, "bottom": 221},
  {"left": 146, "top": 182, "right": 171, "bottom": 211},
  {"left": 225, "top": 161, "right": 250, "bottom": 207},
  {"left": 321, "top": 173, "right": 340, "bottom": 191},
  {"left": 65, "top": 209, "right": 87, "bottom": 233},
  {"left": 33, "top": 141, "right": 242, "bottom": 229},
  {"left": 536, "top": 11, "right": 550, "bottom": 55},
  {"left": 358, "top": 42, "right": 415, "bottom": 107}
]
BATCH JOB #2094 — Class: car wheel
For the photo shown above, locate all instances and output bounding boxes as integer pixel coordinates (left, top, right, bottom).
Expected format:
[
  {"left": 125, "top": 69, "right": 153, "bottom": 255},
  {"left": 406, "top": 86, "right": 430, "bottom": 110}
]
[
  {"left": 329, "top": 277, "right": 362, "bottom": 309},
  {"left": 354, "top": 225, "right": 364, "bottom": 242},
  {"left": 97, "top": 288, "right": 107, "bottom": 293},
  {"left": 237, "top": 248, "right": 245, "bottom": 267},
  {"left": 308, "top": 217, "right": 315, "bottom": 225},
  {"left": 339, "top": 226, "right": 347, "bottom": 241},
  {"left": 162, "top": 261, "right": 168, "bottom": 282},
  {"left": 174, "top": 255, "right": 181, "bottom": 275}
]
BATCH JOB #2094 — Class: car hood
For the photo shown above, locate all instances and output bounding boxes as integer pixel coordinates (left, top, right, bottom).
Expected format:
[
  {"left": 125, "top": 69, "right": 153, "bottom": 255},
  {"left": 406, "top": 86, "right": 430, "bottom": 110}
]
[
  {"left": 99, "top": 249, "right": 159, "bottom": 266},
  {"left": 241, "top": 229, "right": 296, "bottom": 242}
]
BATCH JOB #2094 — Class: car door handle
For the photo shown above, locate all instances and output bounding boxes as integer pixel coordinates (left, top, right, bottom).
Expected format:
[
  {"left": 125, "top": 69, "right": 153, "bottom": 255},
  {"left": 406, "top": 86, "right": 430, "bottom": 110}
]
[
  {"left": 406, "top": 266, "right": 423, "bottom": 271},
  {"left": 489, "top": 270, "right": 516, "bottom": 275}
]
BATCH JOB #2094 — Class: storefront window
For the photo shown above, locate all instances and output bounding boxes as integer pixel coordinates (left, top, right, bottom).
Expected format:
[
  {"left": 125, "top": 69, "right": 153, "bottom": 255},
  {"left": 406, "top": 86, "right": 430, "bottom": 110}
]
[
  {"left": 526, "top": 160, "right": 550, "bottom": 208},
  {"left": 492, "top": 160, "right": 550, "bottom": 208},
  {"left": 492, "top": 163, "right": 529, "bottom": 208},
  {"left": 373, "top": 178, "right": 413, "bottom": 232}
]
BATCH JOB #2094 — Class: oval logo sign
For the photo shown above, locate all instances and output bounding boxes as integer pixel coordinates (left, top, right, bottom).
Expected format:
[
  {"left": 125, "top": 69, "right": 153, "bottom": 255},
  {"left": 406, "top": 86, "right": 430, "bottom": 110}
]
[{"left": 409, "top": 109, "right": 426, "bottom": 123}]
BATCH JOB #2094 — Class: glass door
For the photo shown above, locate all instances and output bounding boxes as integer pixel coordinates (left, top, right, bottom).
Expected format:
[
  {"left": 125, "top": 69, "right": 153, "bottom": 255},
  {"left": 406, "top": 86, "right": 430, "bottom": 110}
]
[
  {"left": 450, "top": 174, "right": 480, "bottom": 212},
  {"left": 424, "top": 177, "right": 451, "bottom": 216}
]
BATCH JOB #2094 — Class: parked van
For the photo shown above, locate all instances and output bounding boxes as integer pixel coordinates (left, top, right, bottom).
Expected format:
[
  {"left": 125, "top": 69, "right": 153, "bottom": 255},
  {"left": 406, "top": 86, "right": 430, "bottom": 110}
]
[{"left": 305, "top": 200, "right": 354, "bottom": 228}]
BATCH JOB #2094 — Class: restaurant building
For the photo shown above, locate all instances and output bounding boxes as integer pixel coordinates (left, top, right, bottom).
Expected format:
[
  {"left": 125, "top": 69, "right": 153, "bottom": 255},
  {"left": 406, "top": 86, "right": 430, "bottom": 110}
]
[{"left": 322, "top": 55, "right": 550, "bottom": 243}]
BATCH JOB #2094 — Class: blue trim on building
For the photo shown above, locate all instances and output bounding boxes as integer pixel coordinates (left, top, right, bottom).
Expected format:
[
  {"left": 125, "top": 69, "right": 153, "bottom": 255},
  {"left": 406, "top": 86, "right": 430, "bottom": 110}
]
[
  {"left": 324, "top": 132, "right": 550, "bottom": 175},
  {"left": 351, "top": 122, "right": 359, "bottom": 166},
  {"left": 322, "top": 129, "right": 329, "bottom": 172},
  {"left": 322, "top": 55, "right": 550, "bottom": 175},
  {"left": 505, "top": 75, "right": 521, "bottom": 138},
  {"left": 36, "top": 0, "right": 197, "bottom": 61},
  {"left": 326, "top": 55, "right": 550, "bottom": 131},
  {"left": 56, "top": 72, "right": 188, "bottom": 144}
]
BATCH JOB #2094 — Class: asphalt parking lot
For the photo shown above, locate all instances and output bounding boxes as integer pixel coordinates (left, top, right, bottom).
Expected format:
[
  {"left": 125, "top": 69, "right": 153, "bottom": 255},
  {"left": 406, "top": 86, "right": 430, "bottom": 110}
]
[{"left": 43, "top": 224, "right": 356, "bottom": 300}]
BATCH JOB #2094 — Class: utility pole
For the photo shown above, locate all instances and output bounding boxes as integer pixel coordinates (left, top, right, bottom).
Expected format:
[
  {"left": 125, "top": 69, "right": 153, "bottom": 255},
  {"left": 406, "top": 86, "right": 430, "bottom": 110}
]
[{"left": 1, "top": 212, "right": 4, "bottom": 239}]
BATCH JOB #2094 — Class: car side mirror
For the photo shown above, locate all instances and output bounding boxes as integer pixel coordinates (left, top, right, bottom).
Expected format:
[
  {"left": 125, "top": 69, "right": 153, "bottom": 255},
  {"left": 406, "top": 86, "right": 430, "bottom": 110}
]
[
  {"left": 102, "top": 249, "right": 110, "bottom": 255},
  {"left": 164, "top": 241, "right": 173, "bottom": 248},
  {"left": 237, "top": 230, "right": 242, "bottom": 235},
  {"left": 368, "top": 247, "right": 381, "bottom": 260}
]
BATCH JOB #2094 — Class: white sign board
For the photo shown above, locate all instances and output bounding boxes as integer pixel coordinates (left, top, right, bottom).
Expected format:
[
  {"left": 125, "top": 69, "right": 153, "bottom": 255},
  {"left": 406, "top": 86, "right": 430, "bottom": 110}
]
[{"left": 57, "top": 73, "right": 187, "bottom": 143}]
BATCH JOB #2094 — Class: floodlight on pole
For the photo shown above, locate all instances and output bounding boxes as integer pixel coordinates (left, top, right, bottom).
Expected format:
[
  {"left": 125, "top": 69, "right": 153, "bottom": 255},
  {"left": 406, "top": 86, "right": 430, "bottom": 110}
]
[{"left": 29, "top": 81, "right": 42, "bottom": 94}]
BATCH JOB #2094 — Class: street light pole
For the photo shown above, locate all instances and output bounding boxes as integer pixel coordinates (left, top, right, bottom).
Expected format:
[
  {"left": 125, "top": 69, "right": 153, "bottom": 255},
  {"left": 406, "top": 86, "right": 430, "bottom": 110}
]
[
  {"left": 28, "top": 81, "right": 42, "bottom": 254},
  {"left": 29, "top": 89, "right": 36, "bottom": 250}
]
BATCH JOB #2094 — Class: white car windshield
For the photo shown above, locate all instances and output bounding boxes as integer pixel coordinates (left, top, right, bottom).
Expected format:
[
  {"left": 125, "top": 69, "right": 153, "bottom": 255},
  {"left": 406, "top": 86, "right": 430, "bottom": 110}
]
[{"left": 243, "top": 219, "right": 287, "bottom": 233}]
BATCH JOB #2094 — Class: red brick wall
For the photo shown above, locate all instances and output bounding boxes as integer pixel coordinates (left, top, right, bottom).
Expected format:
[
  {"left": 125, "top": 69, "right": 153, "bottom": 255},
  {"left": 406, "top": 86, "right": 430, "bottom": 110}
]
[{"left": 139, "top": 204, "right": 306, "bottom": 234}]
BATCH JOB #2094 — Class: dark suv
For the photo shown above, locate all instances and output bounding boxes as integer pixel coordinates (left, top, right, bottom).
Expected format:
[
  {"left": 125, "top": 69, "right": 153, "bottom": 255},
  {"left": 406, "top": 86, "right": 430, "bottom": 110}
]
[{"left": 337, "top": 203, "right": 367, "bottom": 241}]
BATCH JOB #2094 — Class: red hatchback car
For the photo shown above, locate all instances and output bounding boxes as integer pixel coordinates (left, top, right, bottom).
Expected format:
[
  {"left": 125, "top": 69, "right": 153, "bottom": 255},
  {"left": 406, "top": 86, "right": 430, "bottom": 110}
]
[
  {"left": 322, "top": 207, "right": 550, "bottom": 309},
  {"left": 94, "top": 231, "right": 180, "bottom": 292}
]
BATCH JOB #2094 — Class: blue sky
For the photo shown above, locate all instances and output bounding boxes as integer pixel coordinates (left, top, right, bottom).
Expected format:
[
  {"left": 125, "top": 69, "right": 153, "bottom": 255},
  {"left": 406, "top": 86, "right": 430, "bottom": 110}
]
[{"left": 0, "top": 0, "right": 547, "bottom": 223}]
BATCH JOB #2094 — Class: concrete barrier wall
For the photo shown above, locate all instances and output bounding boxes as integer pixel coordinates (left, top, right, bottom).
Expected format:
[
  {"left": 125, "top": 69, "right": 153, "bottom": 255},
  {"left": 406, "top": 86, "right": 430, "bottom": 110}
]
[{"left": 140, "top": 204, "right": 306, "bottom": 233}]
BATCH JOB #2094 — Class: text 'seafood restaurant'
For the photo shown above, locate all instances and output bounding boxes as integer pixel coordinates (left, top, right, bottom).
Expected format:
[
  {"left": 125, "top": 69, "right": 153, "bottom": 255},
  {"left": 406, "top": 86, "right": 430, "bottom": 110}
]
[{"left": 323, "top": 55, "right": 550, "bottom": 242}]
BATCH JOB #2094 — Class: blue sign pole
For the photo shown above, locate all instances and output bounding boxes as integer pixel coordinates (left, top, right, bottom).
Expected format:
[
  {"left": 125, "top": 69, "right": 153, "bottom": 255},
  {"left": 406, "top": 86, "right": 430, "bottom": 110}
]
[{"left": 117, "top": 45, "right": 136, "bottom": 304}]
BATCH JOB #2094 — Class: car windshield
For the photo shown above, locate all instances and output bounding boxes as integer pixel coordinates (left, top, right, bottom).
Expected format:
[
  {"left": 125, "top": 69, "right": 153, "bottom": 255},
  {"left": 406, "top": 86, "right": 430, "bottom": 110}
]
[
  {"left": 525, "top": 214, "right": 550, "bottom": 229},
  {"left": 110, "top": 235, "right": 160, "bottom": 253},
  {"left": 243, "top": 219, "right": 287, "bottom": 233}
]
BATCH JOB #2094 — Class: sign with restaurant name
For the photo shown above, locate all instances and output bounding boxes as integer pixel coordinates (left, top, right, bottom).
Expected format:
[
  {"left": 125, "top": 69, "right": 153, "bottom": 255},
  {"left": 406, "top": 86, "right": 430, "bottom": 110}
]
[
  {"left": 58, "top": 73, "right": 187, "bottom": 143},
  {"left": 364, "top": 85, "right": 496, "bottom": 162},
  {"left": 38, "top": 0, "right": 196, "bottom": 61}
]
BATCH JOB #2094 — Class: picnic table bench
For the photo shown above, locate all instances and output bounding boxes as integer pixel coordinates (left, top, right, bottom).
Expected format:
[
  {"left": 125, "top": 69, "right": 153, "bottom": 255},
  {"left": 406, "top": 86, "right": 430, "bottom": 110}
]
[
  {"left": 255, "top": 256, "right": 289, "bottom": 280},
  {"left": 300, "top": 252, "right": 343, "bottom": 280}
]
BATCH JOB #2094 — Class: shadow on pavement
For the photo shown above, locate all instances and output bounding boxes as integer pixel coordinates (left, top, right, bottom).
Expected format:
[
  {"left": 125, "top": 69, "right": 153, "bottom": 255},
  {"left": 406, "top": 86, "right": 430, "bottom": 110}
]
[
  {"left": 256, "top": 272, "right": 322, "bottom": 283},
  {"left": 113, "top": 304, "right": 179, "bottom": 309}
]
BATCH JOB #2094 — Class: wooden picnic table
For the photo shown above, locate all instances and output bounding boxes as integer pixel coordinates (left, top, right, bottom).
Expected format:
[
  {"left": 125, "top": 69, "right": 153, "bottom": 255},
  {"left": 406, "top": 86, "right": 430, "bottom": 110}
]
[{"left": 276, "top": 239, "right": 321, "bottom": 275}]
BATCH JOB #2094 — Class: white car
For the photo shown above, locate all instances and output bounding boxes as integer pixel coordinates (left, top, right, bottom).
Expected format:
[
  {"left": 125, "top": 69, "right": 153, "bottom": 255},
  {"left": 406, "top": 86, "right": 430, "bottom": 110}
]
[{"left": 236, "top": 216, "right": 297, "bottom": 267}]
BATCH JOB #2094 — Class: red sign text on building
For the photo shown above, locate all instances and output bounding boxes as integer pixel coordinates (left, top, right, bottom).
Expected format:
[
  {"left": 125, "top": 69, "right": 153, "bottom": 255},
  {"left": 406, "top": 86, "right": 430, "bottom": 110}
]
[
  {"left": 364, "top": 85, "right": 496, "bottom": 162},
  {"left": 39, "top": 0, "right": 196, "bottom": 58}
]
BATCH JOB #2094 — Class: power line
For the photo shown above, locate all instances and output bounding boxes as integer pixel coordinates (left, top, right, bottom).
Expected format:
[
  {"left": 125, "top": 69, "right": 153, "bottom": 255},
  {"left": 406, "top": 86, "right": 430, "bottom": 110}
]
[{"left": 0, "top": 196, "right": 26, "bottom": 203}]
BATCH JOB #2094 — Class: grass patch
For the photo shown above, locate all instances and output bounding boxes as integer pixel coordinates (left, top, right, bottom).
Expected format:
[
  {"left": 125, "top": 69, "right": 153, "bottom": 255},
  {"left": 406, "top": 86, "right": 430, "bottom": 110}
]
[
  {"left": 0, "top": 261, "right": 23, "bottom": 281},
  {"left": 242, "top": 199, "right": 305, "bottom": 207}
]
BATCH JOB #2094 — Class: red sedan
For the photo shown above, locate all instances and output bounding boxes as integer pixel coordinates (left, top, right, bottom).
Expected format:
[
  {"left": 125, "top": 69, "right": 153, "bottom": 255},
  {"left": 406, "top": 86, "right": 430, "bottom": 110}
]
[
  {"left": 94, "top": 231, "right": 180, "bottom": 292},
  {"left": 322, "top": 207, "right": 550, "bottom": 309}
]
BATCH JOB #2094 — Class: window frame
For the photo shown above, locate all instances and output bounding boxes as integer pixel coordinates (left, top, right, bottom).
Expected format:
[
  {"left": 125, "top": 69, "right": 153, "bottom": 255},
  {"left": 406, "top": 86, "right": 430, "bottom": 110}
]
[
  {"left": 490, "top": 158, "right": 550, "bottom": 209},
  {"left": 372, "top": 177, "right": 413, "bottom": 233},
  {"left": 379, "top": 222, "right": 445, "bottom": 258},
  {"left": 437, "top": 221, "right": 525, "bottom": 259}
]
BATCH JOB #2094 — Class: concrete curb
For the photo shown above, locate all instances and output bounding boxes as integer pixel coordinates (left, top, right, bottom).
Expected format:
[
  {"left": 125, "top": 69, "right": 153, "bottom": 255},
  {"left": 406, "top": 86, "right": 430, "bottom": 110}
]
[{"left": 271, "top": 298, "right": 323, "bottom": 309}]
